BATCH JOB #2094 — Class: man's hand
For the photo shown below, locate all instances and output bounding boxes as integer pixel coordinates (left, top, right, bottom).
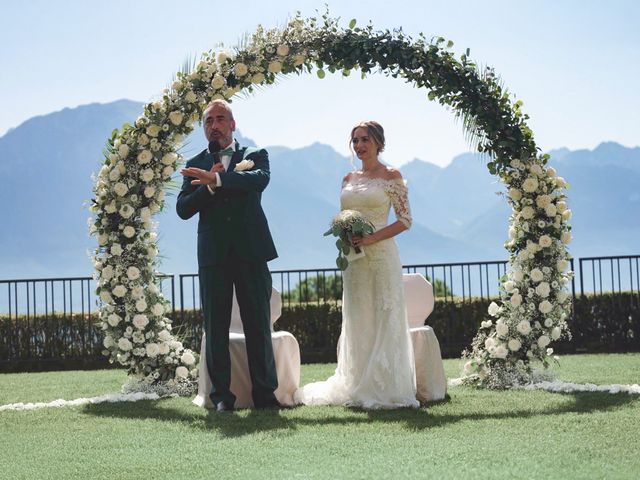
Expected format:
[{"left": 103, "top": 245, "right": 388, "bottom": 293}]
[{"left": 180, "top": 162, "right": 224, "bottom": 186}]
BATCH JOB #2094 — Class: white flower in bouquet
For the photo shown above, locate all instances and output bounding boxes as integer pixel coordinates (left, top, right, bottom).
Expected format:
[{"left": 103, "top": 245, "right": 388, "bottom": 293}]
[
  {"left": 211, "top": 75, "right": 226, "bottom": 89},
  {"left": 538, "top": 300, "right": 553, "bottom": 314},
  {"left": 107, "top": 313, "right": 121, "bottom": 327},
  {"left": 112, "top": 285, "right": 127, "bottom": 298},
  {"left": 561, "top": 231, "right": 572, "bottom": 244},
  {"left": 557, "top": 290, "right": 569, "bottom": 303},
  {"left": 496, "top": 320, "right": 509, "bottom": 337},
  {"left": 132, "top": 332, "right": 145, "bottom": 344},
  {"left": 268, "top": 60, "right": 283, "bottom": 73},
  {"left": 508, "top": 338, "right": 522, "bottom": 351},
  {"left": 140, "top": 168, "right": 155, "bottom": 182},
  {"left": 481, "top": 320, "right": 493, "bottom": 328},
  {"left": 555, "top": 177, "right": 568, "bottom": 189},
  {"left": 100, "top": 290, "right": 113, "bottom": 303},
  {"left": 556, "top": 201, "right": 568, "bottom": 213},
  {"left": 103, "top": 335, "right": 115, "bottom": 348},
  {"left": 547, "top": 167, "right": 557, "bottom": 178},
  {"left": 562, "top": 209, "right": 572, "bottom": 221},
  {"left": 535, "top": 282, "right": 551, "bottom": 298},
  {"left": 537, "top": 335, "right": 551, "bottom": 348},
  {"left": 484, "top": 337, "right": 496, "bottom": 350},
  {"left": 463, "top": 361, "right": 474, "bottom": 375},
  {"left": 234, "top": 62, "right": 249, "bottom": 76},
  {"left": 119, "top": 204, "right": 134, "bottom": 219},
  {"left": 522, "top": 177, "right": 539, "bottom": 193},
  {"left": 513, "top": 269, "right": 524, "bottom": 282},
  {"left": 152, "top": 303, "right": 164, "bottom": 316},
  {"left": 551, "top": 327, "right": 562, "bottom": 340},
  {"left": 521, "top": 206, "right": 534, "bottom": 220},
  {"left": 544, "top": 204, "right": 557, "bottom": 217},
  {"left": 158, "top": 343, "right": 170, "bottom": 355},
  {"left": 488, "top": 301, "right": 500, "bottom": 316},
  {"left": 140, "top": 207, "right": 151, "bottom": 223},
  {"left": 101, "top": 265, "right": 114, "bottom": 280},
  {"left": 97, "top": 234, "right": 108, "bottom": 246},
  {"left": 276, "top": 44, "right": 290, "bottom": 56},
  {"left": 535, "top": 194, "right": 552, "bottom": 208},
  {"left": 530, "top": 164, "right": 544, "bottom": 176},
  {"left": 508, "top": 187, "right": 522, "bottom": 201},
  {"left": 293, "top": 54, "right": 306, "bottom": 66},
  {"left": 492, "top": 345, "right": 508, "bottom": 359},
  {"left": 169, "top": 111, "right": 184, "bottom": 126},
  {"left": 508, "top": 226, "right": 517, "bottom": 239},
  {"left": 147, "top": 245, "right": 157, "bottom": 259},
  {"left": 118, "top": 338, "right": 133, "bottom": 351},
  {"left": 539, "top": 235, "right": 553, "bottom": 248},
  {"left": 132, "top": 314, "right": 149, "bottom": 329},
  {"left": 162, "top": 166, "right": 174, "bottom": 178},
  {"left": 216, "top": 51, "right": 229, "bottom": 64},
  {"left": 137, "top": 149, "right": 153, "bottom": 165},
  {"left": 104, "top": 201, "right": 117, "bottom": 214},
  {"left": 144, "top": 186, "right": 156, "bottom": 198},
  {"left": 185, "top": 90, "right": 197, "bottom": 103},
  {"left": 510, "top": 293, "right": 523, "bottom": 307},
  {"left": 108, "top": 168, "right": 120, "bottom": 182},
  {"left": 324, "top": 209, "right": 375, "bottom": 270},
  {"left": 123, "top": 226, "right": 136, "bottom": 238},
  {"left": 161, "top": 152, "right": 178, "bottom": 165},
  {"left": 547, "top": 348, "right": 554, "bottom": 356},
  {"left": 131, "top": 285, "right": 144, "bottom": 299},
  {"left": 530, "top": 268, "right": 544, "bottom": 283},
  {"left": 111, "top": 243, "right": 123, "bottom": 256},
  {"left": 146, "top": 124, "right": 161, "bottom": 137},
  {"left": 175, "top": 366, "right": 189, "bottom": 379},
  {"left": 135, "top": 298, "right": 147, "bottom": 312},
  {"left": 118, "top": 144, "right": 130, "bottom": 158},
  {"left": 251, "top": 73, "right": 265, "bottom": 84},
  {"left": 170, "top": 340, "right": 183, "bottom": 350},
  {"left": 504, "top": 280, "right": 516, "bottom": 292},
  {"left": 114, "top": 182, "right": 129, "bottom": 197},
  {"left": 544, "top": 318, "right": 554, "bottom": 327},
  {"left": 517, "top": 320, "right": 532, "bottom": 335},
  {"left": 181, "top": 351, "right": 196, "bottom": 366},
  {"left": 145, "top": 343, "right": 160, "bottom": 357}
]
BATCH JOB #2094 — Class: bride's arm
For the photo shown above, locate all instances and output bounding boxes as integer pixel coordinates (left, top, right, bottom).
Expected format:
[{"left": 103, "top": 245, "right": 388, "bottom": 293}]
[{"left": 353, "top": 220, "right": 408, "bottom": 247}]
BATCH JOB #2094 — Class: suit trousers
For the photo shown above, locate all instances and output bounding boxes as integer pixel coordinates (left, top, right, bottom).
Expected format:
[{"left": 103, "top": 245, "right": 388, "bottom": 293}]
[{"left": 198, "top": 252, "right": 278, "bottom": 407}]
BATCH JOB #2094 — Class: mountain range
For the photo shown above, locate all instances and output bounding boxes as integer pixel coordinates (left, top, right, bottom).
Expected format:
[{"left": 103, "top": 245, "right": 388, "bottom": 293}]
[{"left": 0, "top": 99, "right": 638, "bottom": 279}]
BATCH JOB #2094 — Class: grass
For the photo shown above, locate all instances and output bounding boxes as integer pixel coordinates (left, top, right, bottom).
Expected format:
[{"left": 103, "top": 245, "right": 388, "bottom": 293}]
[{"left": 0, "top": 353, "right": 639, "bottom": 479}]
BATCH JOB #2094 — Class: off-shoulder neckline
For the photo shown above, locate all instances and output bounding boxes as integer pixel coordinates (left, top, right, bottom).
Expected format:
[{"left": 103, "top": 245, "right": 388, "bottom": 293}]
[{"left": 344, "top": 176, "right": 405, "bottom": 185}]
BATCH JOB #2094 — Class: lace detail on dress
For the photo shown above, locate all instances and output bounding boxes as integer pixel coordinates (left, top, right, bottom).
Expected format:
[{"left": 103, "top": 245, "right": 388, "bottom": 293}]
[{"left": 384, "top": 179, "right": 412, "bottom": 228}]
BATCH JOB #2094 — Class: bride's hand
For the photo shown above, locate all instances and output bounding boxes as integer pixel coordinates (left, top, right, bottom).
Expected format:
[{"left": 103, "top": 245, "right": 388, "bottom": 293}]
[{"left": 352, "top": 234, "right": 377, "bottom": 248}]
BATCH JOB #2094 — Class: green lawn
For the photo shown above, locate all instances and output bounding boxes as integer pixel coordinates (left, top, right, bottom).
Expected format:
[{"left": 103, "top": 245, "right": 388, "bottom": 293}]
[{"left": 1, "top": 354, "right": 639, "bottom": 480}]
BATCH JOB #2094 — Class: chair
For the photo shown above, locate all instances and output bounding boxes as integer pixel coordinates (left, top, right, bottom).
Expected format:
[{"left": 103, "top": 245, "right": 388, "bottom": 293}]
[
  {"left": 403, "top": 273, "right": 447, "bottom": 402},
  {"left": 192, "top": 287, "right": 300, "bottom": 409}
]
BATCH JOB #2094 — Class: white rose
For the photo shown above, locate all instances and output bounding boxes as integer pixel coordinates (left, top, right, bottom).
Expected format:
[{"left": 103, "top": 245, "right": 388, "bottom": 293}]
[
  {"left": 556, "top": 177, "right": 568, "bottom": 189},
  {"left": 107, "top": 314, "right": 121, "bottom": 327},
  {"left": 508, "top": 226, "right": 517, "bottom": 239},
  {"left": 104, "top": 202, "right": 117, "bottom": 214},
  {"left": 545, "top": 204, "right": 557, "bottom": 217},
  {"left": 488, "top": 301, "right": 500, "bottom": 317},
  {"left": 293, "top": 54, "right": 306, "bottom": 66},
  {"left": 557, "top": 291, "right": 569, "bottom": 303},
  {"left": 561, "top": 231, "right": 572, "bottom": 244},
  {"left": 108, "top": 168, "right": 120, "bottom": 182},
  {"left": 158, "top": 343, "right": 171, "bottom": 355},
  {"left": 463, "top": 361, "right": 474, "bottom": 375},
  {"left": 131, "top": 285, "right": 144, "bottom": 300},
  {"left": 530, "top": 268, "right": 544, "bottom": 283},
  {"left": 147, "top": 246, "right": 157, "bottom": 259},
  {"left": 158, "top": 330, "right": 172, "bottom": 342},
  {"left": 146, "top": 125, "right": 161, "bottom": 137},
  {"left": 551, "top": 327, "right": 562, "bottom": 340},
  {"left": 538, "top": 300, "right": 553, "bottom": 314},
  {"left": 137, "top": 150, "right": 152, "bottom": 165},
  {"left": 513, "top": 270, "right": 524, "bottom": 282},
  {"left": 536, "top": 194, "right": 552, "bottom": 208},
  {"left": 152, "top": 303, "right": 164, "bottom": 316},
  {"left": 181, "top": 351, "right": 196, "bottom": 366},
  {"left": 118, "top": 144, "right": 130, "bottom": 158},
  {"left": 103, "top": 335, "right": 115, "bottom": 348},
  {"left": 161, "top": 152, "right": 178, "bottom": 165},
  {"left": 111, "top": 244, "right": 123, "bottom": 256},
  {"left": 132, "top": 332, "right": 145, "bottom": 344},
  {"left": 126, "top": 266, "right": 140, "bottom": 280},
  {"left": 510, "top": 293, "right": 523, "bottom": 307},
  {"left": 216, "top": 51, "right": 228, "bottom": 64},
  {"left": 101, "top": 265, "right": 114, "bottom": 281},
  {"left": 140, "top": 207, "right": 151, "bottom": 223},
  {"left": 140, "top": 168, "right": 154, "bottom": 182},
  {"left": 508, "top": 338, "right": 522, "bottom": 351},
  {"left": 522, "top": 177, "right": 539, "bottom": 193},
  {"left": 97, "top": 234, "right": 108, "bottom": 246},
  {"left": 144, "top": 186, "right": 156, "bottom": 198},
  {"left": 169, "top": 111, "right": 184, "bottom": 126},
  {"left": 133, "top": 314, "right": 149, "bottom": 330},
  {"left": 268, "top": 61, "right": 282, "bottom": 73},
  {"left": 234, "top": 62, "right": 248, "bottom": 77},
  {"left": 530, "top": 164, "right": 544, "bottom": 176},
  {"left": 521, "top": 206, "right": 535, "bottom": 220},
  {"left": 496, "top": 321, "right": 509, "bottom": 337},
  {"left": 547, "top": 167, "right": 557, "bottom": 178},
  {"left": 185, "top": 90, "right": 197, "bottom": 103},
  {"left": 562, "top": 209, "right": 572, "bottom": 221},
  {"left": 123, "top": 226, "right": 136, "bottom": 238},
  {"left": 517, "top": 320, "right": 532, "bottom": 335},
  {"left": 118, "top": 338, "right": 133, "bottom": 351},
  {"left": 145, "top": 343, "right": 160, "bottom": 357},
  {"left": 162, "top": 166, "right": 174, "bottom": 178},
  {"left": 538, "top": 235, "right": 552, "bottom": 248},
  {"left": 276, "top": 44, "right": 290, "bottom": 56},
  {"left": 112, "top": 285, "right": 126, "bottom": 298},
  {"left": 504, "top": 280, "right": 516, "bottom": 293},
  {"left": 100, "top": 291, "right": 113, "bottom": 304},
  {"left": 492, "top": 345, "right": 508, "bottom": 359},
  {"left": 175, "top": 366, "right": 189, "bottom": 379},
  {"left": 484, "top": 337, "right": 496, "bottom": 350},
  {"left": 114, "top": 182, "right": 129, "bottom": 197},
  {"left": 537, "top": 335, "right": 551, "bottom": 348},
  {"left": 250, "top": 73, "right": 265, "bottom": 84},
  {"left": 535, "top": 282, "right": 551, "bottom": 298},
  {"left": 211, "top": 75, "right": 226, "bottom": 89},
  {"left": 119, "top": 204, "right": 134, "bottom": 219},
  {"left": 135, "top": 298, "right": 147, "bottom": 312},
  {"left": 481, "top": 320, "right": 493, "bottom": 329}
]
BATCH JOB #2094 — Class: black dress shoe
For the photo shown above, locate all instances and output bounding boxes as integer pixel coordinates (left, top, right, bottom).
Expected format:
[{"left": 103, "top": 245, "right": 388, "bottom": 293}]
[
  {"left": 254, "top": 399, "right": 283, "bottom": 410},
  {"left": 215, "top": 401, "right": 234, "bottom": 412}
]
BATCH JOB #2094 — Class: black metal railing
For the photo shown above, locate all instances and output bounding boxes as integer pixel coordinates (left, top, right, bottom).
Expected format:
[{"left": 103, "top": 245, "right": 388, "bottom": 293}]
[{"left": 578, "top": 255, "right": 640, "bottom": 298}]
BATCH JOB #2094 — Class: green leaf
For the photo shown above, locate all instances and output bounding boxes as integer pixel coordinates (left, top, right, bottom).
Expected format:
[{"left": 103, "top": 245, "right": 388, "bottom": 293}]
[
  {"left": 349, "top": 18, "right": 357, "bottom": 29},
  {"left": 335, "top": 238, "right": 344, "bottom": 250},
  {"left": 428, "top": 91, "right": 437, "bottom": 101},
  {"left": 323, "top": 228, "right": 333, "bottom": 236},
  {"left": 342, "top": 243, "right": 350, "bottom": 255},
  {"left": 337, "top": 256, "right": 348, "bottom": 271},
  {"left": 317, "top": 69, "right": 326, "bottom": 79}
]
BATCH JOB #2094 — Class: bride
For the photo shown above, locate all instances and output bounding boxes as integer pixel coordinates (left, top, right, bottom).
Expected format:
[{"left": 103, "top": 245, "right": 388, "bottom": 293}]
[{"left": 295, "top": 121, "right": 419, "bottom": 409}]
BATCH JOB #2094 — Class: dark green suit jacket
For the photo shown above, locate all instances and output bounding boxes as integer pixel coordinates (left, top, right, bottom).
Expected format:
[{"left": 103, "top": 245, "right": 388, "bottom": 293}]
[{"left": 176, "top": 142, "right": 278, "bottom": 266}]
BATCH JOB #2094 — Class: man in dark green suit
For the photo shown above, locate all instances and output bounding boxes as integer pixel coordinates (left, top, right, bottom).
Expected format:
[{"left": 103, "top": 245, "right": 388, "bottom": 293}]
[{"left": 177, "top": 99, "right": 279, "bottom": 411}]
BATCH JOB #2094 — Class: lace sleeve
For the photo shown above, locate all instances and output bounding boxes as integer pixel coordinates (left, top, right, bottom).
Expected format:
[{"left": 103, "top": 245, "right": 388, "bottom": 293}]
[{"left": 385, "top": 179, "right": 412, "bottom": 228}]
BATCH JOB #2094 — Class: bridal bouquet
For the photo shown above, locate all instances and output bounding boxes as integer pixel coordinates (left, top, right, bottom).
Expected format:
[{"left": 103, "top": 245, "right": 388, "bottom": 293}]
[{"left": 324, "top": 210, "right": 375, "bottom": 270}]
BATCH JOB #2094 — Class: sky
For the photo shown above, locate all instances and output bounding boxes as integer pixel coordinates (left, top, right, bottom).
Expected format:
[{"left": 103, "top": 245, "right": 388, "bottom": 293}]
[{"left": 1, "top": 0, "right": 638, "bottom": 167}]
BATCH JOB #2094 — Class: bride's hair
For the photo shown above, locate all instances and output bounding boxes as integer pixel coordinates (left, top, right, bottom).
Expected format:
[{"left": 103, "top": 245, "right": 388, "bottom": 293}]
[{"left": 349, "top": 121, "right": 386, "bottom": 154}]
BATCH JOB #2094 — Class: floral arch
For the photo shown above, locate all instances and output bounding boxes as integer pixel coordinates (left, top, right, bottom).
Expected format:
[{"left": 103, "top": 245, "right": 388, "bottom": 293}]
[{"left": 90, "top": 13, "right": 573, "bottom": 391}]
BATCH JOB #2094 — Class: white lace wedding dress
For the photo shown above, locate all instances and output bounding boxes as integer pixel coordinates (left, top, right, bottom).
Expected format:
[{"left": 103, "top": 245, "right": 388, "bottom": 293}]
[{"left": 295, "top": 176, "right": 419, "bottom": 409}]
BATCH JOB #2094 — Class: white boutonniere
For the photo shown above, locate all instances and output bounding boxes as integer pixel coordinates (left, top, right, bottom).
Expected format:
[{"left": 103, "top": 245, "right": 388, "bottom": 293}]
[{"left": 234, "top": 159, "right": 254, "bottom": 172}]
